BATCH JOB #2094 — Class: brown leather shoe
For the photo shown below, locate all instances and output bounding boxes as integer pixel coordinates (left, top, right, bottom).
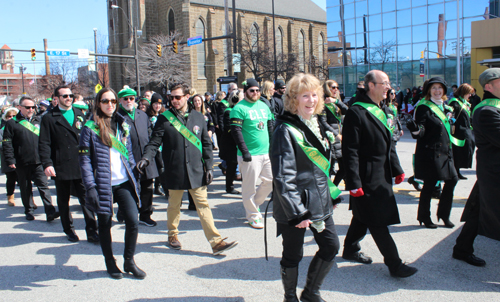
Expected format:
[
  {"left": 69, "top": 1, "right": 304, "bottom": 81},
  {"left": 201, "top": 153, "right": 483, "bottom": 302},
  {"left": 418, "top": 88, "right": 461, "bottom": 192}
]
[
  {"left": 212, "top": 237, "right": 238, "bottom": 255},
  {"left": 168, "top": 235, "right": 182, "bottom": 250}
]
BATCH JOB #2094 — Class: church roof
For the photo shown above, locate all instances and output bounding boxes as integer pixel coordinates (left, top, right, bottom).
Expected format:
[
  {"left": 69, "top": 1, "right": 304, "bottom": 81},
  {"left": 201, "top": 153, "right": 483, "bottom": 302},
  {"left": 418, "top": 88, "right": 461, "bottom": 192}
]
[
  {"left": 191, "top": 0, "right": 326, "bottom": 23},
  {"left": 1, "top": 44, "right": 12, "bottom": 50}
]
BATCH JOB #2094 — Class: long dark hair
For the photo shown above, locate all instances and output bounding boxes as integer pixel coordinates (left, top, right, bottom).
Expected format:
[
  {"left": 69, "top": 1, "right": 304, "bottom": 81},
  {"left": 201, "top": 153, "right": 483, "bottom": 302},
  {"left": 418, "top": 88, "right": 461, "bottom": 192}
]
[{"left": 93, "top": 87, "right": 117, "bottom": 147}]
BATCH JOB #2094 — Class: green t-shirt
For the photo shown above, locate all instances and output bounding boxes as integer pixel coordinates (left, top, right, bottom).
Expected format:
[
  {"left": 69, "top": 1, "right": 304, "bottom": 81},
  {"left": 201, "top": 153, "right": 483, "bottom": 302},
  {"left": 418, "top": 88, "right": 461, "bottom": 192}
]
[
  {"left": 60, "top": 107, "right": 75, "bottom": 126},
  {"left": 230, "top": 99, "right": 272, "bottom": 156}
]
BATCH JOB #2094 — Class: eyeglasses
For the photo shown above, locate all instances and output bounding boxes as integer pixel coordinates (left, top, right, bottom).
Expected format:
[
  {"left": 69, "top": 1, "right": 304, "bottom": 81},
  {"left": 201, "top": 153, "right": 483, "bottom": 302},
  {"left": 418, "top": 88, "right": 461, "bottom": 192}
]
[
  {"left": 59, "top": 94, "right": 74, "bottom": 99},
  {"left": 248, "top": 89, "right": 260, "bottom": 93},
  {"left": 100, "top": 99, "right": 117, "bottom": 105},
  {"left": 122, "top": 97, "right": 135, "bottom": 101},
  {"left": 374, "top": 82, "right": 391, "bottom": 86},
  {"left": 23, "top": 106, "right": 36, "bottom": 110},
  {"left": 170, "top": 95, "right": 185, "bottom": 100},
  {"left": 330, "top": 86, "right": 339, "bottom": 90}
]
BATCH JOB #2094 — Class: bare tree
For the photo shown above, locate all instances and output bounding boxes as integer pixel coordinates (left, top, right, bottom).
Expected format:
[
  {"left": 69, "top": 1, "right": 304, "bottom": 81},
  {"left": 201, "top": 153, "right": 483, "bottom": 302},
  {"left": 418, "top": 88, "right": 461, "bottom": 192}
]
[
  {"left": 238, "top": 26, "right": 273, "bottom": 80},
  {"left": 125, "top": 31, "right": 190, "bottom": 88},
  {"left": 369, "top": 40, "right": 397, "bottom": 65}
]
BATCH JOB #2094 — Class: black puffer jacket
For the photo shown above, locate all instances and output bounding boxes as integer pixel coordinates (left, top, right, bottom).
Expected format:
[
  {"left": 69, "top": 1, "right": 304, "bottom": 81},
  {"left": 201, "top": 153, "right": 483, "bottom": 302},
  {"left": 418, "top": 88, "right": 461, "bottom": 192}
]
[
  {"left": 320, "top": 99, "right": 348, "bottom": 159},
  {"left": 271, "top": 112, "right": 335, "bottom": 226}
]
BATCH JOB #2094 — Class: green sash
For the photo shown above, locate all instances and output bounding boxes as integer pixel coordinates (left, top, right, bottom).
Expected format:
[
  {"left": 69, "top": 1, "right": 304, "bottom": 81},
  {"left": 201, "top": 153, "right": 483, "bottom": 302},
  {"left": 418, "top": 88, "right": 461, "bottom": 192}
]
[
  {"left": 85, "top": 120, "right": 129, "bottom": 160},
  {"left": 284, "top": 123, "right": 341, "bottom": 200},
  {"left": 389, "top": 104, "right": 397, "bottom": 116},
  {"left": 471, "top": 98, "right": 500, "bottom": 116},
  {"left": 221, "top": 100, "right": 230, "bottom": 107},
  {"left": 324, "top": 103, "right": 342, "bottom": 123},
  {"left": 449, "top": 97, "right": 471, "bottom": 117},
  {"left": 162, "top": 110, "right": 203, "bottom": 154},
  {"left": 416, "top": 100, "right": 465, "bottom": 147},
  {"left": 353, "top": 102, "right": 392, "bottom": 134},
  {"left": 19, "top": 120, "right": 39, "bottom": 136}
]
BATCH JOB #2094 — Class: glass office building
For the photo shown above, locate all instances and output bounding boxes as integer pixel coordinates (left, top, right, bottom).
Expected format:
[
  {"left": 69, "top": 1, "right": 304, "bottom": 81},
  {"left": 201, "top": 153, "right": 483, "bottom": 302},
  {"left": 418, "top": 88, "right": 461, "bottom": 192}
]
[{"left": 327, "top": 0, "right": 500, "bottom": 96}]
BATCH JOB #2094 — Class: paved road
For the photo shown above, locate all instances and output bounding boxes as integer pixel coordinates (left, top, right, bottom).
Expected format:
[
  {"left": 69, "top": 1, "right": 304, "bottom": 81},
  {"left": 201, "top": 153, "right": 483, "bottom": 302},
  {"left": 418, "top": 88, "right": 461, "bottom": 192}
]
[{"left": 0, "top": 131, "right": 499, "bottom": 301}]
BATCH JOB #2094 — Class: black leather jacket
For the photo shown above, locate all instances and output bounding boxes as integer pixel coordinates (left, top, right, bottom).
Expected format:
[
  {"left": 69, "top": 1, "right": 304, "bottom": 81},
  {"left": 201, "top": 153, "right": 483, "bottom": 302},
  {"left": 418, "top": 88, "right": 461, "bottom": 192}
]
[{"left": 271, "top": 112, "right": 335, "bottom": 226}]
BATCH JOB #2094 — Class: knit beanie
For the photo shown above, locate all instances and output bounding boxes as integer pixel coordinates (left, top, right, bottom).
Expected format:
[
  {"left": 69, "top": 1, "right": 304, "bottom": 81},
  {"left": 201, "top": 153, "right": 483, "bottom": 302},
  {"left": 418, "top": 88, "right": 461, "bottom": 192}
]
[
  {"left": 243, "top": 78, "right": 259, "bottom": 92},
  {"left": 150, "top": 92, "right": 163, "bottom": 104}
]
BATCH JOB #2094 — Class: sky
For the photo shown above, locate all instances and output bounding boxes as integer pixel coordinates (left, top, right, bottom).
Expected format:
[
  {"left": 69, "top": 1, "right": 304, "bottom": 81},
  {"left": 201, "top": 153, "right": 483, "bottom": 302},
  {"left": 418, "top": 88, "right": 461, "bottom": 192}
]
[{"left": 1, "top": 0, "right": 326, "bottom": 77}]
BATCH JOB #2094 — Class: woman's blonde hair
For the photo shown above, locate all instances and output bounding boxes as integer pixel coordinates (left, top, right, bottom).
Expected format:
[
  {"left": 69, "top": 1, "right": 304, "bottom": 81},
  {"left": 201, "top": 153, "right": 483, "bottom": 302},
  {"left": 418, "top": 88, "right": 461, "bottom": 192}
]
[
  {"left": 284, "top": 73, "right": 324, "bottom": 115},
  {"left": 261, "top": 81, "right": 274, "bottom": 100},
  {"left": 215, "top": 91, "right": 225, "bottom": 102}
]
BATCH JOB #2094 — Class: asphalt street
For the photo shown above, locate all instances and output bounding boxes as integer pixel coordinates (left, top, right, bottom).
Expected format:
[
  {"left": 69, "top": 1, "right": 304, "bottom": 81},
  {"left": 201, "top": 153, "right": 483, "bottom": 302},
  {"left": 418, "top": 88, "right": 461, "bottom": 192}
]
[{"left": 0, "top": 131, "right": 499, "bottom": 301}]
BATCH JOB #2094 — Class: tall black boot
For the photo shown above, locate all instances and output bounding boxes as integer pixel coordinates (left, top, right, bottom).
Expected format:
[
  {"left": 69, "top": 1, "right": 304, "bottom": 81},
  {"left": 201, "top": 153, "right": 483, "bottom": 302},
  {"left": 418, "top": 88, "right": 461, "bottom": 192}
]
[
  {"left": 124, "top": 258, "right": 146, "bottom": 279},
  {"left": 105, "top": 257, "right": 123, "bottom": 279},
  {"left": 281, "top": 265, "right": 299, "bottom": 302},
  {"left": 300, "top": 255, "right": 334, "bottom": 302}
]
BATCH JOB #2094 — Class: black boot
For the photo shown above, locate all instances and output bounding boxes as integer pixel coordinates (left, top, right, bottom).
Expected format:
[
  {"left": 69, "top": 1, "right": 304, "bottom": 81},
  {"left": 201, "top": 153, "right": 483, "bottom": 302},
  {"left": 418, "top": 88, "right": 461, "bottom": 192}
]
[
  {"left": 281, "top": 265, "right": 299, "bottom": 302},
  {"left": 105, "top": 258, "right": 123, "bottom": 279},
  {"left": 124, "top": 258, "right": 146, "bottom": 279},
  {"left": 300, "top": 255, "right": 334, "bottom": 302}
]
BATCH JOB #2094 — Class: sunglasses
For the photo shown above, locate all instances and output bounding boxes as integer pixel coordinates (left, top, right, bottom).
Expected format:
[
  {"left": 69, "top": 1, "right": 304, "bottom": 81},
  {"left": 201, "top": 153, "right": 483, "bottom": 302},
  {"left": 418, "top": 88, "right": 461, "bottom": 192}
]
[
  {"left": 170, "top": 95, "right": 185, "bottom": 100},
  {"left": 330, "top": 86, "right": 339, "bottom": 90},
  {"left": 59, "top": 94, "right": 74, "bottom": 99},
  {"left": 23, "top": 106, "right": 36, "bottom": 110},
  {"left": 390, "top": 92, "right": 395, "bottom": 95},
  {"left": 122, "top": 97, "right": 135, "bottom": 101},
  {"left": 248, "top": 89, "right": 260, "bottom": 93},
  {"left": 100, "top": 99, "right": 117, "bottom": 105}
]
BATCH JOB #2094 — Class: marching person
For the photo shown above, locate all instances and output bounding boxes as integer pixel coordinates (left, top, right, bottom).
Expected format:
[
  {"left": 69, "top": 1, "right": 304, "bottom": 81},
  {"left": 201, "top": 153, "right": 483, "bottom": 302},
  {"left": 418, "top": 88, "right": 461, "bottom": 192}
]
[
  {"left": 0, "top": 107, "right": 19, "bottom": 206},
  {"left": 407, "top": 77, "right": 458, "bottom": 229},
  {"left": 117, "top": 86, "right": 159, "bottom": 227},
  {"left": 136, "top": 82, "right": 237, "bottom": 255},
  {"left": 449, "top": 83, "right": 475, "bottom": 180},
  {"left": 222, "top": 90, "right": 243, "bottom": 194},
  {"left": 79, "top": 88, "right": 146, "bottom": 279},
  {"left": 453, "top": 68, "right": 500, "bottom": 266},
  {"left": 230, "top": 79, "right": 274, "bottom": 229},
  {"left": 39, "top": 85, "right": 99, "bottom": 242},
  {"left": 3, "top": 96, "right": 59, "bottom": 222},
  {"left": 271, "top": 73, "right": 341, "bottom": 302},
  {"left": 342, "top": 70, "right": 417, "bottom": 278}
]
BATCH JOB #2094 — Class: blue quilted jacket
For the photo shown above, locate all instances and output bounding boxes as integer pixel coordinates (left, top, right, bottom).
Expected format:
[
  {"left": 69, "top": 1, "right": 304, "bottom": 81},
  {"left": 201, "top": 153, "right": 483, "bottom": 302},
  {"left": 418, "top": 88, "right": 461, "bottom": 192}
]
[{"left": 79, "top": 114, "right": 140, "bottom": 215}]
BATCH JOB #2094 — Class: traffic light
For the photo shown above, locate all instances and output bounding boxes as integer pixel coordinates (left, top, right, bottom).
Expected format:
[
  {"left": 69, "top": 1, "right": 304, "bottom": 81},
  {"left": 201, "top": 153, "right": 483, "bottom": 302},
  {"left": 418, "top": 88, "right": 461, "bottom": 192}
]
[
  {"left": 31, "top": 48, "right": 36, "bottom": 61},
  {"left": 420, "top": 51, "right": 424, "bottom": 59},
  {"left": 156, "top": 44, "right": 162, "bottom": 57},
  {"left": 173, "top": 41, "right": 178, "bottom": 54},
  {"left": 328, "top": 59, "right": 331, "bottom": 65}
]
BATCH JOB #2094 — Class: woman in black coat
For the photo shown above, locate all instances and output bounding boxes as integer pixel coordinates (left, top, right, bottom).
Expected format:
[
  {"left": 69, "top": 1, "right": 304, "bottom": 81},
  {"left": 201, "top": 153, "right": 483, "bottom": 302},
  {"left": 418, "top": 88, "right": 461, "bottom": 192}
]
[
  {"left": 146, "top": 94, "right": 167, "bottom": 197},
  {"left": 449, "top": 83, "right": 475, "bottom": 179},
  {"left": 384, "top": 88, "right": 404, "bottom": 143},
  {"left": 320, "top": 80, "right": 348, "bottom": 190},
  {"left": 0, "top": 107, "right": 19, "bottom": 206},
  {"left": 271, "top": 73, "right": 340, "bottom": 302},
  {"left": 407, "top": 77, "right": 458, "bottom": 228}
]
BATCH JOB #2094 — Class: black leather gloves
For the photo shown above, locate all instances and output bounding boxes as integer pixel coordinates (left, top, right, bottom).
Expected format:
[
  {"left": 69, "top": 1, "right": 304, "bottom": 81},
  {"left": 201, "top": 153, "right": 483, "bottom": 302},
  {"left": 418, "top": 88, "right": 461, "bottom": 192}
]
[
  {"left": 136, "top": 159, "right": 149, "bottom": 175},
  {"left": 206, "top": 169, "right": 213, "bottom": 185}
]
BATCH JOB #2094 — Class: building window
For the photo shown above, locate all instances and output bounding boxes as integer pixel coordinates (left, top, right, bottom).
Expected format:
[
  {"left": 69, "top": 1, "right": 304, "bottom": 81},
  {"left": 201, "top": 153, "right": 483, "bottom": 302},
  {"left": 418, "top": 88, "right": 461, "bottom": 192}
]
[
  {"left": 298, "top": 30, "right": 305, "bottom": 72},
  {"left": 318, "top": 33, "right": 324, "bottom": 65},
  {"left": 195, "top": 18, "right": 206, "bottom": 79},
  {"left": 276, "top": 27, "right": 283, "bottom": 55},
  {"left": 250, "top": 23, "right": 259, "bottom": 53},
  {"left": 168, "top": 9, "right": 175, "bottom": 34}
]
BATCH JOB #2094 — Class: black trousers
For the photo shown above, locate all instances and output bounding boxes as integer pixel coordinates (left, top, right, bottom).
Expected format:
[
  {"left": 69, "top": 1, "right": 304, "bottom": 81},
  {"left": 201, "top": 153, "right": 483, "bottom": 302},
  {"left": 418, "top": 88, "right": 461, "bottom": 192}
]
[
  {"left": 225, "top": 159, "right": 238, "bottom": 192},
  {"left": 454, "top": 183, "right": 480, "bottom": 257},
  {"left": 418, "top": 177, "right": 458, "bottom": 221},
  {"left": 279, "top": 216, "right": 339, "bottom": 268},
  {"left": 5, "top": 170, "right": 17, "bottom": 196},
  {"left": 98, "top": 181, "right": 139, "bottom": 260},
  {"left": 333, "top": 159, "right": 345, "bottom": 187},
  {"left": 343, "top": 216, "right": 401, "bottom": 271},
  {"left": 55, "top": 179, "right": 97, "bottom": 236},
  {"left": 15, "top": 164, "right": 56, "bottom": 216},
  {"left": 139, "top": 178, "right": 154, "bottom": 219}
]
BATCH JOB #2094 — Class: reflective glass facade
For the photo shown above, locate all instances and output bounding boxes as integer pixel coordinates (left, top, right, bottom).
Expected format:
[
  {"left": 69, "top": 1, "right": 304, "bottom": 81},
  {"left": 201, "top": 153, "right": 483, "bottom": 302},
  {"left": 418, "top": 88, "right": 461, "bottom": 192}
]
[{"left": 327, "top": 0, "right": 500, "bottom": 96}]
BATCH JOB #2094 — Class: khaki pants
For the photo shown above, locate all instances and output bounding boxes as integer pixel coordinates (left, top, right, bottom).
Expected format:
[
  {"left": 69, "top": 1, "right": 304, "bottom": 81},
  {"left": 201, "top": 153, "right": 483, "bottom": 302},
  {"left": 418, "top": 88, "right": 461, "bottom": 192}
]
[
  {"left": 167, "top": 186, "right": 222, "bottom": 247},
  {"left": 238, "top": 153, "right": 273, "bottom": 222}
]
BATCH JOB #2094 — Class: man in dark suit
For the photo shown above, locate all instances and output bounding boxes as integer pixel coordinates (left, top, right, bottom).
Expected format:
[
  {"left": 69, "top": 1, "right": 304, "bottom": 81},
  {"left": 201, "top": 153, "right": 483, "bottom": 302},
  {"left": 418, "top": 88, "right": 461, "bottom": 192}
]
[
  {"left": 3, "top": 96, "right": 59, "bottom": 222},
  {"left": 453, "top": 68, "right": 500, "bottom": 266},
  {"left": 342, "top": 70, "right": 418, "bottom": 278},
  {"left": 137, "top": 82, "right": 237, "bottom": 255},
  {"left": 39, "top": 86, "right": 98, "bottom": 243},
  {"left": 117, "top": 86, "right": 159, "bottom": 227}
]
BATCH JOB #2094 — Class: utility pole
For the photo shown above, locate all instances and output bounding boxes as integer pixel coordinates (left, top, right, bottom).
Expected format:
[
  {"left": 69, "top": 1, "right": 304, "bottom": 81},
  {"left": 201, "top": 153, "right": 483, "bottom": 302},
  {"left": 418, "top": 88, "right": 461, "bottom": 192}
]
[
  {"left": 272, "top": 0, "right": 278, "bottom": 82},
  {"left": 224, "top": 0, "right": 232, "bottom": 76},
  {"left": 44, "top": 38, "right": 50, "bottom": 75},
  {"left": 20, "top": 64, "right": 25, "bottom": 94},
  {"left": 94, "top": 28, "right": 98, "bottom": 85}
]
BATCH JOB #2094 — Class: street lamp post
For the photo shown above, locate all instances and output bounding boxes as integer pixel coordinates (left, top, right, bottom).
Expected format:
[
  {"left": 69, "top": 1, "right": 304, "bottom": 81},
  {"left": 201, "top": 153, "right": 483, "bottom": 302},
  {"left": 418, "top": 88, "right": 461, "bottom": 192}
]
[
  {"left": 93, "top": 28, "right": 98, "bottom": 86},
  {"left": 111, "top": 4, "right": 140, "bottom": 94}
]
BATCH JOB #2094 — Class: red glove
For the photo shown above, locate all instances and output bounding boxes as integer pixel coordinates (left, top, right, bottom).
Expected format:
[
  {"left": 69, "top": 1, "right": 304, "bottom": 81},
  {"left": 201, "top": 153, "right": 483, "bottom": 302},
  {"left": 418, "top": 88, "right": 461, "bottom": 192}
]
[
  {"left": 395, "top": 173, "right": 405, "bottom": 184},
  {"left": 350, "top": 188, "right": 364, "bottom": 197}
]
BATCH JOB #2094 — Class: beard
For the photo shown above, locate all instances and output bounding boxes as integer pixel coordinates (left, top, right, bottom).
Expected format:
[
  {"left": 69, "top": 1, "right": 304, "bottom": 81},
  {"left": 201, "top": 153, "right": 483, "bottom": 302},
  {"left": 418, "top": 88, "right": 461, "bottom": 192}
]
[{"left": 245, "top": 91, "right": 260, "bottom": 102}]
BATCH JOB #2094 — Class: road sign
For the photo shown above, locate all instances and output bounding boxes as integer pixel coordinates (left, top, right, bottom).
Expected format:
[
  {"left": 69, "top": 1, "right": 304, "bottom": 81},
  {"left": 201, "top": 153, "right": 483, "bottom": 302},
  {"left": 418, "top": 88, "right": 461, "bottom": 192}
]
[
  {"left": 95, "top": 84, "right": 103, "bottom": 94},
  {"left": 232, "top": 53, "right": 241, "bottom": 73},
  {"left": 78, "top": 49, "right": 90, "bottom": 59},
  {"left": 47, "top": 49, "right": 70, "bottom": 57},
  {"left": 419, "top": 59, "right": 425, "bottom": 64},
  {"left": 187, "top": 36, "right": 203, "bottom": 46},
  {"left": 420, "top": 63, "right": 425, "bottom": 77}
]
